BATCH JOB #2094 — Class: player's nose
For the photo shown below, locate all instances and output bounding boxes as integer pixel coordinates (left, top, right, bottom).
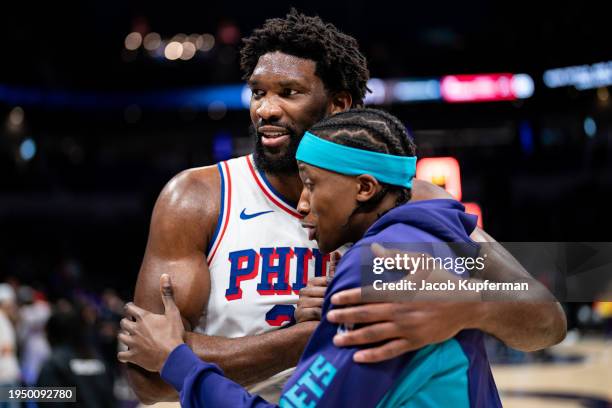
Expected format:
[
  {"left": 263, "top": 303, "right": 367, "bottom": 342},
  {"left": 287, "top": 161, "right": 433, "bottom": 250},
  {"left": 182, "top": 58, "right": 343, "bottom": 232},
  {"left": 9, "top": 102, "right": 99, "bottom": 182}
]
[
  {"left": 297, "top": 189, "right": 311, "bottom": 216},
  {"left": 256, "top": 97, "right": 283, "bottom": 121}
]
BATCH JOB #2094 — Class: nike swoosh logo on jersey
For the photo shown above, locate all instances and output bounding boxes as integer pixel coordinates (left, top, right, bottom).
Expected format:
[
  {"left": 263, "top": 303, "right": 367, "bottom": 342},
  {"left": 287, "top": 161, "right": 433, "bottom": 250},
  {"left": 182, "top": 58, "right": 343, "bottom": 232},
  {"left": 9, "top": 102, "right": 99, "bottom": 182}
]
[{"left": 240, "top": 208, "right": 274, "bottom": 220}]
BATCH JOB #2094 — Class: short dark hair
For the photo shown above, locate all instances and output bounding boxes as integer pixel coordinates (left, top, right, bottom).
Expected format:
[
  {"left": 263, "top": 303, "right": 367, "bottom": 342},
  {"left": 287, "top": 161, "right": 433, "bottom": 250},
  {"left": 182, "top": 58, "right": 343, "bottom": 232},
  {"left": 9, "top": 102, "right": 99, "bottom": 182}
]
[
  {"left": 309, "top": 108, "right": 416, "bottom": 207},
  {"left": 240, "top": 9, "right": 370, "bottom": 106}
]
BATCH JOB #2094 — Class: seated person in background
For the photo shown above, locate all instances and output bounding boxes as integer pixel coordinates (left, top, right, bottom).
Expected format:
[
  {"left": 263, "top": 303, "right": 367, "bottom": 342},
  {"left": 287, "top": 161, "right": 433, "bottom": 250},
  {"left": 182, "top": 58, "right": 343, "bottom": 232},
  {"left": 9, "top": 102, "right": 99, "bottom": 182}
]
[{"left": 118, "top": 109, "right": 501, "bottom": 408}]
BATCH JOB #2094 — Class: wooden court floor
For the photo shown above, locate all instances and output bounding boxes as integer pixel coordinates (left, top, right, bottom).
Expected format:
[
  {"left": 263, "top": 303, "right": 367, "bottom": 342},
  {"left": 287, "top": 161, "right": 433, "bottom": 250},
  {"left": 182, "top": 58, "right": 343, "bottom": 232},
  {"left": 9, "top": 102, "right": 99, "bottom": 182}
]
[{"left": 494, "top": 336, "right": 612, "bottom": 407}]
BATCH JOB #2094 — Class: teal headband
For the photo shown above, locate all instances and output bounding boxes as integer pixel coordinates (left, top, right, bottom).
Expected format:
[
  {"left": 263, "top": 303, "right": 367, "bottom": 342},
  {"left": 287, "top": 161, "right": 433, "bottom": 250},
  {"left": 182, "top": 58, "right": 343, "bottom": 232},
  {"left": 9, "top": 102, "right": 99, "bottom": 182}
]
[{"left": 296, "top": 131, "right": 417, "bottom": 188}]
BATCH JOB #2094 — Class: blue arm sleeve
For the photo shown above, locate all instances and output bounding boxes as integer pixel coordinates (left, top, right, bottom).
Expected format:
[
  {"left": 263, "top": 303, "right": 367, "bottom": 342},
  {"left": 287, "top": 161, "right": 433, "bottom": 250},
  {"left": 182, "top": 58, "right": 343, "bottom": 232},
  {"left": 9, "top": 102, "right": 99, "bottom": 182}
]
[{"left": 160, "top": 344, "right": 278, "bottom": 408}]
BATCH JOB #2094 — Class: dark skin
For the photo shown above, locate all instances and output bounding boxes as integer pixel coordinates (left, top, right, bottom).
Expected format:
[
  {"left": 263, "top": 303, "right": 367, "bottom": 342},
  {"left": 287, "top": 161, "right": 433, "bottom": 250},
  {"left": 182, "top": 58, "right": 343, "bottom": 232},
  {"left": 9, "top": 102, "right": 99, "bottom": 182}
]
[
  {"left": 117, "top": 167, "right": 396, "bottom": 374},
  {"left": 299, "top": 181, "right": 567, "bottom": 361},
  {"left": 119, "top": 274, "right": 185, "bottom": 373},
  {"left": 122, "top": 51, "right": 566, "bottom": 403},
  {"left": 297, "top": 163, "right": 399, "bottom": 253},
  {"left": 122, "top": 52, "right": 349, "bottom": 404}
]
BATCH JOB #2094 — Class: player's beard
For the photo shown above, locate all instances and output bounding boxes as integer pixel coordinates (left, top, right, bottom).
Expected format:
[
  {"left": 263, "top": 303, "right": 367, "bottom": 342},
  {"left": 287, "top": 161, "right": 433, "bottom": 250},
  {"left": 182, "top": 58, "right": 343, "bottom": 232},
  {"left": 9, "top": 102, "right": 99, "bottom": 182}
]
[{"left": 250, "top": 124, "right": 302, "bottom": 175}]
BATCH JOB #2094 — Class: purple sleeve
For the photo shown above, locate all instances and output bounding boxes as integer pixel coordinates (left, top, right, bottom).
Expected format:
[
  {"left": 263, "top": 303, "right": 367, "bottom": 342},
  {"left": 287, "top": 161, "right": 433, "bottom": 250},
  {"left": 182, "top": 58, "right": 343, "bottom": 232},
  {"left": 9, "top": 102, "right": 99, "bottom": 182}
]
[{"left": 160, "top": 344, "right": 278, "bottom": 408}]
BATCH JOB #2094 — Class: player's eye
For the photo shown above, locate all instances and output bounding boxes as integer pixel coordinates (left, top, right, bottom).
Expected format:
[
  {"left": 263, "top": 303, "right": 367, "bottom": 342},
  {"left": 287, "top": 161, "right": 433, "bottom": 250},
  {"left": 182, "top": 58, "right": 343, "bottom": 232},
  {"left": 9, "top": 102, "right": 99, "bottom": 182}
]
[
  {"left": 251, "top": 89, "right": 264, "bottom": 98},
  {"left": 283, "top": 89, "right": 299, "bottom": 97}
]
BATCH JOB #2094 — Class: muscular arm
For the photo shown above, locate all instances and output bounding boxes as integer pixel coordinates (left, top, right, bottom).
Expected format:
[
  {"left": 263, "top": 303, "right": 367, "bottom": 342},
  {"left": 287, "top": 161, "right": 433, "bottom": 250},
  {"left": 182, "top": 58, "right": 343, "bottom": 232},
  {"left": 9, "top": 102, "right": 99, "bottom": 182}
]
[
  {"left": 412, "top": 180, "right": 567, "bottom": 351},
  {"left": 468, "top": 228, "right": 567, "bottom": 351},
  {"left": 414, "top": 180, "right": 566, "bottom": 350},
  {"left": 328, "top": 181, "right": 566, "bottom": 362},
  {"left": 125, "top": 167, "right": 316, "bottom": 404}
]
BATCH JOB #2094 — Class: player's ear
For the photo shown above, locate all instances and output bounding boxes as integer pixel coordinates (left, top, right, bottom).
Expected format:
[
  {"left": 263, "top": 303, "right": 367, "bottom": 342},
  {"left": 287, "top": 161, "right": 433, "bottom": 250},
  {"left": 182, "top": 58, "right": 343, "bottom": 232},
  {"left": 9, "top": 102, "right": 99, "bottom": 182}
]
[
  {"left": 355, "top": 174, "right": 380, "bottom": 202},
  {"left": 328, "top": 91, "right": 352, "bottom": 115}
]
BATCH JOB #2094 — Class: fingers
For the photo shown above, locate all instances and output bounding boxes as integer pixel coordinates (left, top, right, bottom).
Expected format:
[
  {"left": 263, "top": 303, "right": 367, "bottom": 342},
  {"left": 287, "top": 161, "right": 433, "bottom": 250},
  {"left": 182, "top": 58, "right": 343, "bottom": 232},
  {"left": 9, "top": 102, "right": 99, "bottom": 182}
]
[
  {"left": 331, "top": 287, "right": 362, "bottom": 306},
  {"left": 161, "top": 274, "right": 174, "bottom": 298},
  {"left": 299, "top": 285, "right": 327, "bottom": 299},
  {"left": 353, "top": 338, "right": 419, "bottom": 363},
  {"left": 333, "top": 322, "right": 398, "bottom": 347},
  {"left": 307, "top": 276, "right": 329, "bottom": 287},
  {"left": 297, "top": 296, "right": 324, "bottom": 309},
  {"left": 117, "top": 349, "right": 135, "bottom": 364},
  {"left": 117, "top": 331, "right": 135, "bottom": 348},
  {"left": 327, "top": 303, "right": 394, "bottom": 324},
  {"left": 119, "top": 317, "right": 137, "bottom": 334},
  {"left": 296, "top": 277, "right": 327, "bottom": 323},
  {"left": 159, "top": 274, "right": 179, "bottom": 317},
  {"left": 124, "top": 302, "right": 146, "bottom": 321},
  {"left": 295, "top": 308, "right": 322, "bottom": 323}
]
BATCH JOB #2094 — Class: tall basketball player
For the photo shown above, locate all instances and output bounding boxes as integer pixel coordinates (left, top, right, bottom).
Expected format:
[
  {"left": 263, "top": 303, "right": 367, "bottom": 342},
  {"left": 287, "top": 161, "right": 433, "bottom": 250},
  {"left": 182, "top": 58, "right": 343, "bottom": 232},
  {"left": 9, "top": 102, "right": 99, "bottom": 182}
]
[{"left": 122, "top": 10, "right": 566, "bottom": 404}]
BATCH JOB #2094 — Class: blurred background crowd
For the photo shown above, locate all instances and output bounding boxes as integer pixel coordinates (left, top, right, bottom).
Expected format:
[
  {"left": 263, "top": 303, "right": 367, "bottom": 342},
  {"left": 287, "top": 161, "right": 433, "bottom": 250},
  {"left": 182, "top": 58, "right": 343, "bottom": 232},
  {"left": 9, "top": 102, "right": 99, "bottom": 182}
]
[{"left": 1, "top": 1, "right": 611, "bottom": 407}]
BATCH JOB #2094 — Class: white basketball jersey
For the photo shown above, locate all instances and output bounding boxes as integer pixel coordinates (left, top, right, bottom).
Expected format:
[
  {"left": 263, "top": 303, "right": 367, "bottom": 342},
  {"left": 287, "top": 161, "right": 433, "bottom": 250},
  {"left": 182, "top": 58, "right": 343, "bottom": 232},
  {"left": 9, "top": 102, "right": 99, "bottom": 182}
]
[{"left": 197, "top": 155, "right": 330, "bottom": 338}]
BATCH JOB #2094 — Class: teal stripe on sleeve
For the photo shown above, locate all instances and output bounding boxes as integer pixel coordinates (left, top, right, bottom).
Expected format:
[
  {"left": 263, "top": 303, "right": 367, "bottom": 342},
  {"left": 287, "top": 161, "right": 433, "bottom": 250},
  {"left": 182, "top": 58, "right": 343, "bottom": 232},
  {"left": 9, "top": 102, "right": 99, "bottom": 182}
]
[{"left": 376, "top": 339, "right": 470, "bottom": 408}]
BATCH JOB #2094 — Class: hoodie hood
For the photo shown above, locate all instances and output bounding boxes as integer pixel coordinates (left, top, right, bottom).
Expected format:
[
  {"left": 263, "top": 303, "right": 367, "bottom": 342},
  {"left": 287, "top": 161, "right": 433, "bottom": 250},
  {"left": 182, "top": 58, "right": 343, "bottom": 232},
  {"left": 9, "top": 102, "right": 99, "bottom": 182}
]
[{"left": 364, "top": 199, "right": 478, "bottom": 245}]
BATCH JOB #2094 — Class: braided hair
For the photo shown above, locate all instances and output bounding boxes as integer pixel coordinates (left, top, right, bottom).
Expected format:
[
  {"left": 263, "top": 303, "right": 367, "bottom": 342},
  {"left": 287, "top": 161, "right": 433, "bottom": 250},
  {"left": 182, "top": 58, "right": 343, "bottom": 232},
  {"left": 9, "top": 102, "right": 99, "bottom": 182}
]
[{"left": 309, "top": 108, "right": 416, "bottom": 215}]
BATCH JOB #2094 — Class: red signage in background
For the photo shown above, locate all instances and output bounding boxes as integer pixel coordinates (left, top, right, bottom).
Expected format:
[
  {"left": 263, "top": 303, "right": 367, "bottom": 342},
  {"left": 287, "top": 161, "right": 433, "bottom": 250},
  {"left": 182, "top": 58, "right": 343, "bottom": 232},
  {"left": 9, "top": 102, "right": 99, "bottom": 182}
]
[
  {"left": 441, "top": 73, "right": 515, "bottom": 103},
  {"left": 416, "top": 157, "right": 462, "bottom": 201},
  {"left": 416, "top": 157, "right": 483, "bottom": 228}
]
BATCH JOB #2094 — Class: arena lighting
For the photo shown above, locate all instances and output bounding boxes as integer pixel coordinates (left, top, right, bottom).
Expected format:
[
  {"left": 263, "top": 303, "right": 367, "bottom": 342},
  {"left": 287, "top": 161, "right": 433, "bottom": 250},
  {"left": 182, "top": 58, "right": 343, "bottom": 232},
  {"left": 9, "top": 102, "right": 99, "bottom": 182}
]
[
  {"left": 543, "top": 60, "right": 612, "bottom": 90},
  {"left": 143, "top": 32, "right": 162, "bottom": 51},
  {"left": 180, "top": 42, "right": 197, "bottom": 60},
  {"left": 416, "top": 157, "right": 462, "bottom": 201},
  {"left": 137, "top": 32, "right": 215, "bottom": 58},
  {"left": 416, "top": 157, "right": 482, "bottom": 227},
  {"left": 0, "top": 84, "right": 248, "bottom": 110},
  {"left": 0, "top": 73, "right": 534, "bottom": 110},
  {"left": 364, "top": 78, "right": 386, "bottom": 105},
  {"left": 19, "top": 138, "right": 36, "bottom": 161},
  {"left": 8, "top": 106, "right": 25, "bottom": 127},
  {"left": 440, "top": 73, "right": 534, "bottom": 103},
  {"left": 584, "top": 117, "right": 597, "bottom": 138},
  {"left": 241, "top": 85, "right": 251, "bottom": 108},
  {"left": 391, "top": 79, "right": 441, "bottom": 102},
  {"left": 199, "top": 33, "right": 215, "bottom": 51},
  {"left": 164, "top": 42, "right": 183, "bottom": 60},
  {"left": 124, "top": 32, "right": 142, "bottom": 50}
]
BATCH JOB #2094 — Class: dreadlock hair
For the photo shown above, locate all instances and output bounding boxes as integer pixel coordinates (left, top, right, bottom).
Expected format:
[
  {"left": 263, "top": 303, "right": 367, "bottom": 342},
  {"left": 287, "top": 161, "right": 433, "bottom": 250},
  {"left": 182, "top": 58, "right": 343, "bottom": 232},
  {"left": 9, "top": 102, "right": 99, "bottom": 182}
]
[
  {"left": 309, "top": 108, "right": 416, "bottom": 217},
  {"left": 240, "top": 8, "right": 370, "bottom": 107}
]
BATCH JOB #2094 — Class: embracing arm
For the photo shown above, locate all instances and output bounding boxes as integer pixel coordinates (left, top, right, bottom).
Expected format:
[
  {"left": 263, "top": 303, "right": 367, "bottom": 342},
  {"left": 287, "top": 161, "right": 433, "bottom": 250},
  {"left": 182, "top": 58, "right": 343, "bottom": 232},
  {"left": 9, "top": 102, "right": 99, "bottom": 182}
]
[
  {"left": 184, "top": 322, "right": 316, "bottom": 386},
  {"left": 124, "top": 168, "right": 316, "bottom": 404},
  {"left": 325, "top": 180, "right": 566, "bottom": 363},
  {"left": 468, "top": 227, "right": 567, "bottom": 351},
  {"left": 415, "top": 179, "right": 566, "bottom": 351}
]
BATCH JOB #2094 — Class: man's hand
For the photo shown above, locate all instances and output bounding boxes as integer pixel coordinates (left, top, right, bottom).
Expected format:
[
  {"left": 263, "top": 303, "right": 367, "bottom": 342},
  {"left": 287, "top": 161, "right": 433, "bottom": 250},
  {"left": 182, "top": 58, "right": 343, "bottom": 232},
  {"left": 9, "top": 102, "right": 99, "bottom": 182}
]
[
  {"left": 118, "top": 274, "right": 185, "bottom": 372},
  {"left": 295, "top": 251, "right": 340, "bottom": 323},
  {"left": 328, "top": 289, "right": 472, "bottom": 363},
  {"left": 327, "top": 243, "right": 477, "bottom": 363},
  {"left": 327, "top": 239, "right": 566, "bottom": 362}
]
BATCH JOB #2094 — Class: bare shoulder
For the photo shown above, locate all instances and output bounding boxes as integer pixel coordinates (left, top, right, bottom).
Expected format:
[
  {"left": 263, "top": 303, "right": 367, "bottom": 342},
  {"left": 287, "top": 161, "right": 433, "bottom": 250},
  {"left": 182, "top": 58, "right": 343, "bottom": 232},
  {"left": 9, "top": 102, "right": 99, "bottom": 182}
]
[
  {"left": 157, "top": 165, "right": 221, "bottom": 215},
  {"left": 156, "top": 165, "right": 220, "bottom": 218},
  {"left": 151, "top": 165, "right": 221, "bottom": 251},
  {"left": 410, "top": 179, "right": 454, "bottom": 201}
]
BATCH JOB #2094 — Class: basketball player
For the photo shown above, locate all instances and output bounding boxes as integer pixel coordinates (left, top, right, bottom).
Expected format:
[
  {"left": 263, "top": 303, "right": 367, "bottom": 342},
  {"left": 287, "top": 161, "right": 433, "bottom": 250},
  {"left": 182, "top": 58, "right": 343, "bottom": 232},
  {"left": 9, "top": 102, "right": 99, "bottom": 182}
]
[
  {"left": 119, "top": 109, "right": 502, "bottom": 407},
  {"left": 122, "top": 10, "right": 566, "bottom": 404}
]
